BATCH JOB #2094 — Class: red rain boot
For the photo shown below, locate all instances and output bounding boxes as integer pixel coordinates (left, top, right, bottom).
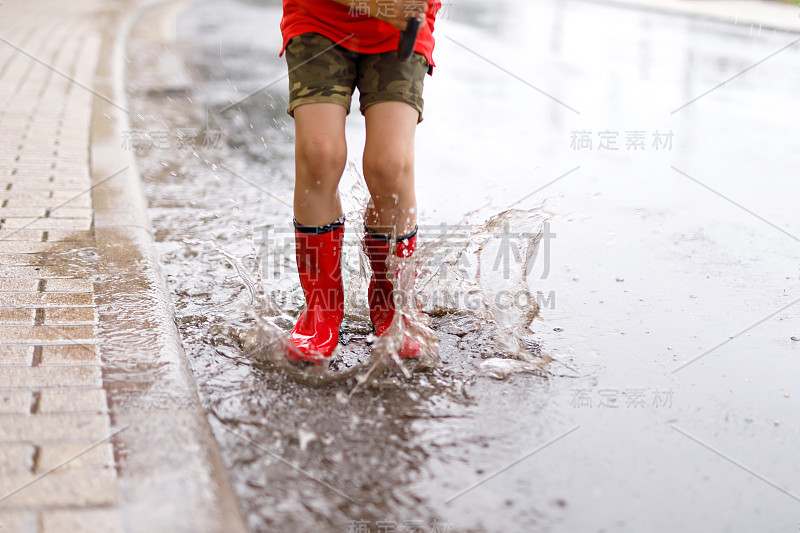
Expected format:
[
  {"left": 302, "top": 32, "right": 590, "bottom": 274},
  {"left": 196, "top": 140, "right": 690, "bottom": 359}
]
[
  {"left": 364, "top": 227, "right": 424, "bottom": 359},
  {"left": 288, "top": 220, "right": 345, "bottom": 365}
]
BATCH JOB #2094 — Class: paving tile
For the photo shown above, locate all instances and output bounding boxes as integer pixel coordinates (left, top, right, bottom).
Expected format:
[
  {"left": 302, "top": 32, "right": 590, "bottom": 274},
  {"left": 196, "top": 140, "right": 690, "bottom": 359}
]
[
  {"left": 0, "top": 444, "right": 35, "bottom": 475},
  {"left": 44, "top": 230, "right": 93, "bottom": 242},
  {"left": 36, "top": 441, "right": 114, "bottom": 472},
  {"left": 0, "top": 346, "right": 33, "bottom": 365},
  {"left": 0, "top": 219, "right": 91, "bottom": 232},
  {"left": 0, "top": 196, "right": 91, "bottom": 209},
  {"left": 0, "top": 293, "right": 93, "bottom": 307},
  {"left": 0, "top": 266, "right": 70, "bottom": 278},
  {"left": 0, "top": 366, "right": 102, "bottom": 389},
  {"left": 0, "top": 279, "right": 39, "bottom": 291},
  {"left": 0, "top": 242, "right": 61, "bottom": 253},
  {"left": 0, "top": 511, "right": 37, "bottom": 533},
  {"left": 0, "top": 391, "right": 31, "bottom": 415},
  {"left": 38, "top": 389, "right": 107, "bottom": 414},
  {"left": 0, "top": 229, "right": 45, "bottom": 241},
  {"left": 0, "top": 207, "right": 47, "bottom": 218},
  {"left": 49, "top": 208, "right": 93, "bottom": 219},
  {"left": 0, "top": 468, "right": 119, "bottom": 508},
  {"left": 44, "top": 278, "right": 93, "bottom": 292},
  {"left": 43, "top": 307, "right": 96, "bottom": 324},
  {"left": 0, "top": 309, "right": 35, "bottom": 324},
  {"left": 0, "top": 325, "right": 95, "bottom": 344},
  {"left": 39, "top": 344, "right": 100, "bottom": 365},
  {"left": 0, "top": 254, "right": 44, "bottom": 266},
  {"left": 0, "top": 413, "right": 110, "bottom": 442},
  {"left": 41, "top": 508, "right": 124, "bottom": 533}
]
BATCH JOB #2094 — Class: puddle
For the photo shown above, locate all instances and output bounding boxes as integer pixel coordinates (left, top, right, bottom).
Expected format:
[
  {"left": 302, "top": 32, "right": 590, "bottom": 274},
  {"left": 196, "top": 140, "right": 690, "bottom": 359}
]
[{"left": 123, "top": 2, "right": 572, "bottom": 531}]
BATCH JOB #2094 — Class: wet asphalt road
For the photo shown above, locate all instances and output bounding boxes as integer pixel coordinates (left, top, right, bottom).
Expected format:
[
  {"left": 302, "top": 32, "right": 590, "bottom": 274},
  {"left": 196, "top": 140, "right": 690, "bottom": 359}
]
[{"left": 126, "top": 0, "right": 800, "bottom": 531}]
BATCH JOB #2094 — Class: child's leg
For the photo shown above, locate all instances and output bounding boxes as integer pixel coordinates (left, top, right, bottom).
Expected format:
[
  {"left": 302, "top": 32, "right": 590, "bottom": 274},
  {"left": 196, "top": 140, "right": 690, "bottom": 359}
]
[
  {"left": 362, "top": 101, "right": 419, "bottom": 237},
  {"left": 362, "top": 101, "right": 426, "bottom": 359},
  {"left": 287, "top": 104, "right": 348, "bottom": 364},
  {"left": 292, "top": 103, "right": 348, "bottom": 226},
  {"left": 282, "top": 34, "right": 357, "bottom": 364}
]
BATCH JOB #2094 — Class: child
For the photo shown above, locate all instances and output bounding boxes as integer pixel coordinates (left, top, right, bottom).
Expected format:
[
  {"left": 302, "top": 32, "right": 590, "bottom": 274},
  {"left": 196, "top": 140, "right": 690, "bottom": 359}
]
[{"left": 280, "top": 0, "right": 440, "bottom": 365}]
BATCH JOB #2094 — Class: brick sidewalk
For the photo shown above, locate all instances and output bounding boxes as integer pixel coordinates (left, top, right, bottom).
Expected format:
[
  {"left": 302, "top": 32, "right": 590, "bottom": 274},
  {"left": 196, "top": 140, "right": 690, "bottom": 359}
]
[
  {"left": 0, "top": 0, "right": 122, "bottom": 531},
  {"left": 0, "top": 1, "right": 246, "bottom": 532}
]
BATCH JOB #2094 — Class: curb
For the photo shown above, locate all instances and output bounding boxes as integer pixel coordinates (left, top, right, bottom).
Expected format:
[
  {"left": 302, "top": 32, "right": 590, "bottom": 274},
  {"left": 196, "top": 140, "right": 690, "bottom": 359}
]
[
  {"left": 581, "top": 0, "right": 800, "bottom": 33},
  {"left": 88, "top": 1, "right": 248, "bottom": 531}
]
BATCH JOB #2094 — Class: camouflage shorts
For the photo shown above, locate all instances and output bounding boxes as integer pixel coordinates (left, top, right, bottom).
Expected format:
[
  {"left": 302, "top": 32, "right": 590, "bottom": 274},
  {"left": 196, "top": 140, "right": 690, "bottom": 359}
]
[{"left": 285, "top": 33, "right": 429, "bottom": 122}]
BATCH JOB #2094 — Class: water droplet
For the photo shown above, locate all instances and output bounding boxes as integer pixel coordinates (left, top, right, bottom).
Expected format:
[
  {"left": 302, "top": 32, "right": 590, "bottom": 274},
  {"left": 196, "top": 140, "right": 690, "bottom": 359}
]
[{"left": 298, "top": 428, "right": 316, "bottom": 451}]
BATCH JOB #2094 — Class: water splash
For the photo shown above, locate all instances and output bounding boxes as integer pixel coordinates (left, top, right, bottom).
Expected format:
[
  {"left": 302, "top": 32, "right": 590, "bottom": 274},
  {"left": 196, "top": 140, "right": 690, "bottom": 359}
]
[
  {"left": 215, "top": 166, "right": 552, "bottom": 390},
  {"left": 416, "top": 209, "right": 552, "bottom": 364}
]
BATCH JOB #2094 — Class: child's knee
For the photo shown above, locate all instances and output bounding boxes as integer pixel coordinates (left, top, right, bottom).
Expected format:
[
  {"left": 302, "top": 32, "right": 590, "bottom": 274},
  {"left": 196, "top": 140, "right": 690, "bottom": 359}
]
[
  {"left": 363, "top": 149, "right": 413, "bottom": 193},
  {"left": 297, "top": 135, "right": 347, "bottom": 179}
]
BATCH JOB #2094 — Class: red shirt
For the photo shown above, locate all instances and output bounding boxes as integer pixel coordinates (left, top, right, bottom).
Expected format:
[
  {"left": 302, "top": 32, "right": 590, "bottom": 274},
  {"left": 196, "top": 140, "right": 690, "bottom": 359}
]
[{"left": 281, "top": 0, "right": 440, "bottom": 67}]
